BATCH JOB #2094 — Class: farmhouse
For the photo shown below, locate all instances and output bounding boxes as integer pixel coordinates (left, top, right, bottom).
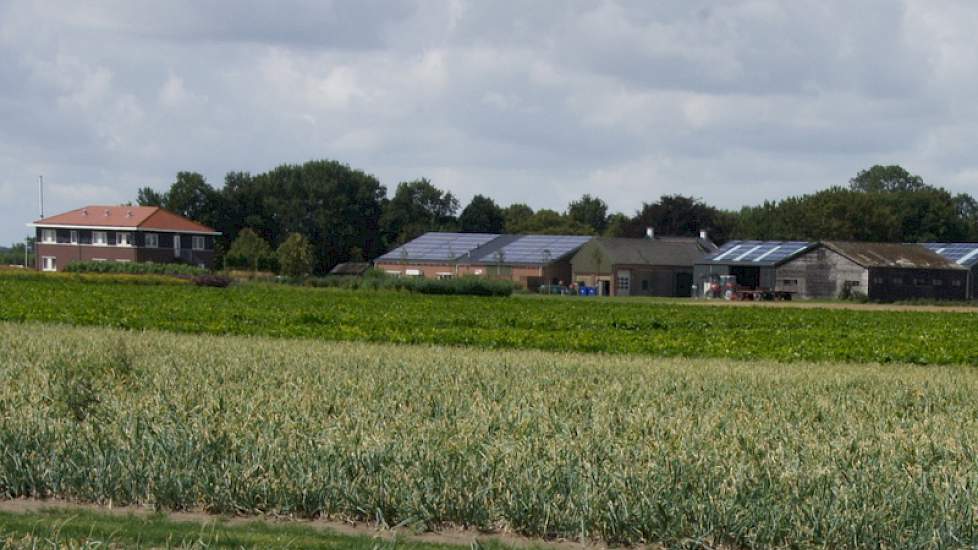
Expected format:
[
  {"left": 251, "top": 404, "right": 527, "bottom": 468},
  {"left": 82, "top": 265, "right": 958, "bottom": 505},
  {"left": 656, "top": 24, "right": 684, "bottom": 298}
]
[
  {"left": 374, "top": 232, "right": 592, "bottom": 290},
  {"left": 696, "top": 240, "right": 967, "bottom": 301},
  {"left": 570, "top": 235, "right": 717, "bottom": 296},
  {"left": 30, "top": 205, "right": 220, "bottom": 272},
  {"left": 923, "top": 243, "right": 978, "bottom": 299}
]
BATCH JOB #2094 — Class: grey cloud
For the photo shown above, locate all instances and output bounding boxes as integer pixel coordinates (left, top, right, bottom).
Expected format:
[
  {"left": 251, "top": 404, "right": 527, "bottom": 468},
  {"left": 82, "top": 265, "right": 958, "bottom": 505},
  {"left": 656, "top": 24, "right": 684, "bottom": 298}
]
[{"left": 1, "top": 0, "right": 978, "bottom": 244}]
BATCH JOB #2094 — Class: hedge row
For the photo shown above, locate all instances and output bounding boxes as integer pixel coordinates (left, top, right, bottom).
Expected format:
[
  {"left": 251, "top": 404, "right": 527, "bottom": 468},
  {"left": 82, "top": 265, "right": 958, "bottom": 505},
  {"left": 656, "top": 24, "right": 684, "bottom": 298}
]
[{"left": 63, "top": 261, "right": 208, "bottom": 276}]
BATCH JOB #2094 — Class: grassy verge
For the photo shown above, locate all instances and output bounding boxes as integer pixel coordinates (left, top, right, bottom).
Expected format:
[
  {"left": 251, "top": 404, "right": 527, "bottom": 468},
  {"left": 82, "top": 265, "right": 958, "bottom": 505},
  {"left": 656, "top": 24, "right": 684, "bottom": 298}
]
[
  {"left": 4, "top": 323, "right": 978, "bottom": 546},
  {"left": 2, "top": 275, "right": 978, "bottom": 364},
  {"left": 0, "top": 507, "right": 500, "bottom": 549}
]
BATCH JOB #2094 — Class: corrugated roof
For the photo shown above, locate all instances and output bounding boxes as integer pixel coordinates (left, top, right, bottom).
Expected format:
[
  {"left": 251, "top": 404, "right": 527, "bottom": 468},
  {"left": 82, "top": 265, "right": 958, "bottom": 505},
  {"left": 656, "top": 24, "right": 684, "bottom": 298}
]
[
  {"left": 34, "top": 205, "right": 218, "bottom": 233},
  {"left": 822, "top": 241, "right": 964, "bottom": 269},
  {"left": 699, "top": 240, "right": 815, "bottom": 266},
  {"left": 922, "top": 243, "right": 978, "bottom": 267},
  {"left": 587, "top": 237, "right": 717, "bottom": 266}
]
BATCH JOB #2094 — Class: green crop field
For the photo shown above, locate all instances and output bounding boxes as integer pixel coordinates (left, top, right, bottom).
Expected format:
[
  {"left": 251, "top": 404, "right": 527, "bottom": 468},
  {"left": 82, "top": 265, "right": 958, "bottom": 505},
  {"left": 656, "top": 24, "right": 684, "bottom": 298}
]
[
  {"left": 4, "top": 322, "right": 978, "bottom": 547},
  {"left": 2, "top": 275, "right": 978, "bottom": 364}
]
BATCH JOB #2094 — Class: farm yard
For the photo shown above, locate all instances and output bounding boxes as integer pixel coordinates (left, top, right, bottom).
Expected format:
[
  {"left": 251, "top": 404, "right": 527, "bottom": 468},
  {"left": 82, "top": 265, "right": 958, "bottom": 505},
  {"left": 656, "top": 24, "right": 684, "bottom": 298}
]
[{"left": 4, "top": 275, "right": 978, "bottom": 547}]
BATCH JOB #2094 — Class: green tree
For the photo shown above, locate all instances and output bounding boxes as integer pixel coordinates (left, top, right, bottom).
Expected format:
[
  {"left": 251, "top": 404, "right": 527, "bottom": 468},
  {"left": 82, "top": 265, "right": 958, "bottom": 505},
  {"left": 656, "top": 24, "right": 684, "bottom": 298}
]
[
  {"left": 849, "top": 165, "right": 926, "bottom": 193},
  {"left": 567, "top": 194, "right": 609, "bottom": 233},
  {"left": 508, "top": 209, "right": 593, "bottom": 235},
  {"left": 603, "top": 213, "right": 630, "bottom": 237},
  {"left": 381, "top": 179, "right": 459, "bottom": 245},
  {"left": 225, "top": 228, "right": 274, "bottom": 272},
  {"left": 459, "top": 195, "right": 505, "bottom": 233},
  {"left": 277, "top": 233, "right": 314, "bottom": 278},
  {"left": 626, "top": 195, "right": 734, "bottom": 242},
  {"left": 163, "top": 172, "right": 221, "bottom": 227},
  {"left": 136, "top": 187, "right": 165, "bottom": 207},
  {"left": 503, "top": 203, "right": 534, "bottom": 233}
]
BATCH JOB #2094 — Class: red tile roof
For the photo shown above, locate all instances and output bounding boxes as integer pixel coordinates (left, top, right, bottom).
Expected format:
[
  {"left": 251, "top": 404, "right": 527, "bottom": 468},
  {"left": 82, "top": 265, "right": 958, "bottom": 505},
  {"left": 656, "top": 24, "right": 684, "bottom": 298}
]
[{"left": 33, "top": 205, "right": 218, "bottom": 234}]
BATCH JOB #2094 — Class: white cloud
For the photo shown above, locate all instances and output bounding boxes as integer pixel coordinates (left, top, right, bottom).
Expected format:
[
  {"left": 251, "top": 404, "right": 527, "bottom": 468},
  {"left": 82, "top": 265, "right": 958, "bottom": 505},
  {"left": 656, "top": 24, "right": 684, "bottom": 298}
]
[{"left": 1, "top": 0, "right": 977, "bottom": 244}]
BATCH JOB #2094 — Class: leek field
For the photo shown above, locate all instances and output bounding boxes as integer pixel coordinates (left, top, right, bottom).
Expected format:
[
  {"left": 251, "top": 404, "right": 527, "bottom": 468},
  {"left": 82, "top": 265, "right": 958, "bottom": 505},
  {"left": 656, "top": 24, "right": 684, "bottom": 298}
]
[
  {"left": 4, "top": 323, "right": 978, "bottom": 547},
  {"left": 2, "top": 275, "right": 978, "bottom": 364}
]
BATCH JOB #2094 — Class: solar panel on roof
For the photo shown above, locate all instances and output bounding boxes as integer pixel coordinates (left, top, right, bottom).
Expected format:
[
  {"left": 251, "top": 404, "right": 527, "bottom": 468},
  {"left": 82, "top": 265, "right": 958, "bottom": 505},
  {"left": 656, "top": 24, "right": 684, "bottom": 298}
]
[
  {"left": 703, "top": 240, "right": 812, "bottom": 265},
  {"left": 923, "top": 243, "right": 978, "bottom": 266},
  {"left": 378, "top": 232, "right": 499, "bottom": 262},
  {"left": 473, "top": 235, "right": 592, "bottom": 264}
]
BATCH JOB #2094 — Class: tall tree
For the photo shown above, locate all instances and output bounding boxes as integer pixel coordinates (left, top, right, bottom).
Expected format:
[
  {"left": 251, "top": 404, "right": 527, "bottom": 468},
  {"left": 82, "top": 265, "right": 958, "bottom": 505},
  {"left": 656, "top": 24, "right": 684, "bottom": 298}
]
[
  {"left": 381, "top": 179, "right": 459, "bottom": 245},
  {"left": 506, "top": 209, "right": 593, "bottom": 235},
  {"left": 567, "top": 194, "right": 609, "bottom": 233},
  {"left": 503, "top": 203, "right": 534, "bottom": 233},
  {"left": 849, "top": 165, "right": 926, "bottom": 193},
  {"left": 163, "top": 172, "right": 222, "bottom": 228},
  {"left": 277, "top": 233, "right": 314, "bottom": 278},
  {"left": 626, "top": 195, "right": 733, "bottom": 242},
  {"left": 136, "top": 187, "right": 165, "bottom": 207},
  {"left": 458, "top": 195, "right": 505, "bottom": 233}
]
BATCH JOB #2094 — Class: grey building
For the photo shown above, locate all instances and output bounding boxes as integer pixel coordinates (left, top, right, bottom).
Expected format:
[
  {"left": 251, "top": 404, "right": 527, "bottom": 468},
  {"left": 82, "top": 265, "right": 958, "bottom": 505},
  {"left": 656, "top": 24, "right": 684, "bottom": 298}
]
[
  {"left": 922, "top": 243, "right": 978, "bottom": 299},
  {"left": 696, "top": 240, "right": 968, "bottom": 301},
  {"left": 571, "top": 236, "right": 717, "bottom": 296},
  {"left": 694, "top": 241, "right": 815, "bottom": 296}
]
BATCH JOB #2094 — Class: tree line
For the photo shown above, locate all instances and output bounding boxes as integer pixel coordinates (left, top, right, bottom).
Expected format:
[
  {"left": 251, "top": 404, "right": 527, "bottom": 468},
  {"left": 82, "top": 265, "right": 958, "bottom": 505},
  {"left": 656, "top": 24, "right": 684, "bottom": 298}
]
[{"left": 132, "top": 160, "right": 978, "bottom": 274}]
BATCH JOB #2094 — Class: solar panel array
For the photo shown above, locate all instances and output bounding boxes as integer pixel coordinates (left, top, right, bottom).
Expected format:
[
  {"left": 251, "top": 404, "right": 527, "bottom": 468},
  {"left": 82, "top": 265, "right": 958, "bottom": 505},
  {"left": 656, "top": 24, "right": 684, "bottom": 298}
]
[
  {"left": 702, "top": 240, "right": 813, "bottom": 265},
  {"left": 474, "top": 235, "right": 592, "bottom": 264},
  {"left": 377, "top": 232, "right": 499, "bottom": 262},
  {"left": 922, "top": 243, "right": 978, "bottom": 267}
]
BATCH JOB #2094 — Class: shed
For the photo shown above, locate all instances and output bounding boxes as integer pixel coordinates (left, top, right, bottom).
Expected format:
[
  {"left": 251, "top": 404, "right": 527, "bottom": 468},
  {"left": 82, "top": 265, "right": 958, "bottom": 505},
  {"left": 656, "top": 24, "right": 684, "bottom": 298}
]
[
  {"left": 571, "top": 237, "right": 717, "bottom": 296},
  {"left": 694, "top": 241, "right": 815, "bottom": 296},
  {"left": 922, "top": 243, "right": 978, "bottom": 299}
]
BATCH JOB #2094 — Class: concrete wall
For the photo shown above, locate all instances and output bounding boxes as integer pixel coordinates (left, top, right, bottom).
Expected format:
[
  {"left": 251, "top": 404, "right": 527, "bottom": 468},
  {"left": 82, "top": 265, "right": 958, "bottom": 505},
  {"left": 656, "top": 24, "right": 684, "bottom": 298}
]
[{"left": 777, "top": 246, "right": 868, "bottom": 299}]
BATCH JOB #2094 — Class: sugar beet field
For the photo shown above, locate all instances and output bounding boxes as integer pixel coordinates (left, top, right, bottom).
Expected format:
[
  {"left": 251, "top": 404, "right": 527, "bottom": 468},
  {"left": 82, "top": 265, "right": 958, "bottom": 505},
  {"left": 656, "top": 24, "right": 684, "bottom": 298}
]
[
  {"left": 5, "top": 276, "right": 978, "bottom": 547},
  {"left": 2, "top": 276, "right": 978, "bottom": 364}
]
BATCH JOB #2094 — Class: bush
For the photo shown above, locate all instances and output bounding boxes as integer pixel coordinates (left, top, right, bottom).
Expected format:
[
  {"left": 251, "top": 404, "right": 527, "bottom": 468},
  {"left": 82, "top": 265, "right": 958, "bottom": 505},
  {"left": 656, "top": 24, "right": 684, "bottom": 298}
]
[
  {"left": 64, "top": 261, "right": 208, "bottom": 277},
  {"left": 0, "top": 270, "right": 191, "bottom": 286},
  {"left": 225, "top": 229, "right": 277, "bottom": 273},
  {"left": 277, "top": 233, "right": 314, "bottom": 277},
  {"left": 192, "top": 274, "right": 233, "bottom": 288},
  {"left": 299, "top": 273, "right": 514, "bottom": 297}
]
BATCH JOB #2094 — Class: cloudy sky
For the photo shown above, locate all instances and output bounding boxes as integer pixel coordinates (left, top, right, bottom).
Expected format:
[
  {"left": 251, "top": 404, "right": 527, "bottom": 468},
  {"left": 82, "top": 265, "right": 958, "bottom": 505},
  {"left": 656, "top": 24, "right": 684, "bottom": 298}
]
[{"left": 2, "top": 0, "right": 978, "bottom": 244}]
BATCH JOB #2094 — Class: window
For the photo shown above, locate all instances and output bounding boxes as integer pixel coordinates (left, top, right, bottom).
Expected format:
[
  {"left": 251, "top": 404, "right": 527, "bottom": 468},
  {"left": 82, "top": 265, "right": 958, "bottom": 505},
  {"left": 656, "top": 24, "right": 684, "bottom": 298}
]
[
  {"left": 436, "top": 272, "right": 454, "bottom": 280},
  {"left": 873, "top": 277, "right": 884, "bottom": 285},
  {"left": 952, "top": 279, "right": 963, "bottom": 287},
  {"left": 42, "top": 256, "right": 56, "bottom": 271},
  {"left": 844, "top": 280, "right": 860, "bottom": 288},
  {"left": 116, "top": 259, "right": 131, "bottom": 263},
  {"left": 641, "top": 279, "right": 649, "bottom": 291},
  {"left": 144, "top": 233, "right": 159, "bottom": 248},
  {"left": 93, "top": 231, "right": 107, "bottom": 246},
  {"left": 892, "top": 277, "right": 903, "bottom": 285},
  {"left": 933, "top": 279, "right": 944, "bottom": 286},
  {"left": 192, "top": 236, "right": 206, "bottom": 250},
  {"left": 913, "top": 278, "right": 929, "bottom": 287},
  {"left": 69, "top": 230, "right": 78, "bottom": 244},
  {"left": 41, "top": 229, "right": 56, "bottom": 243},
  {"left": 617, "top": 276, "right": 630, "bottom": 291},
  {"left": 116, "top": 232, "right": 132, "bottom": 246},
  {"left": 92, "top": 258, "right": 107, "bottom": 262},
  {"left": 781, "top": 279, "right": 798, "bottom": 286}
]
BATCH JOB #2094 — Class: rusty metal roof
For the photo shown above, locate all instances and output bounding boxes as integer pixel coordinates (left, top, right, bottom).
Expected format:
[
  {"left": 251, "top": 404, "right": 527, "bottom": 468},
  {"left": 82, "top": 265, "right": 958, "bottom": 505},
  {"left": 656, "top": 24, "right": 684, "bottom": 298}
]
[{"left": 821, "top": 241, "right": 965, "bottom": 269}]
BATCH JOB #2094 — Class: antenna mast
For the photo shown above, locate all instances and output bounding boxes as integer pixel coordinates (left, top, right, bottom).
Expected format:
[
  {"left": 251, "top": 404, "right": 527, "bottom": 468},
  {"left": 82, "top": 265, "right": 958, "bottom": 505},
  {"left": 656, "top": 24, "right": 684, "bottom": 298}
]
[{"left": 38, "top": 175, "right": 44, "bottom": 218}]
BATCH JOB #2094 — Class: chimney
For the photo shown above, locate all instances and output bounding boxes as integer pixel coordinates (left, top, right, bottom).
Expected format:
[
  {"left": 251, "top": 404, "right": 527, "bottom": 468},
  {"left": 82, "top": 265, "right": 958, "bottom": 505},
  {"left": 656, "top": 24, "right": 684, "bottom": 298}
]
[
  {"left": 126, "top": 210, "right": 133, "bottom": 218},
  {"left": 82, "top": 208, "right": 88, "bottom": 216},
  {"left": 104, "top": 209, "right": 110, "bottom": 217},
  {"left": 645, "top": 227, "right": 654, "bottom": 239},
  {"left": 699, "top": 229, "right": 708, "bottom": 240}
]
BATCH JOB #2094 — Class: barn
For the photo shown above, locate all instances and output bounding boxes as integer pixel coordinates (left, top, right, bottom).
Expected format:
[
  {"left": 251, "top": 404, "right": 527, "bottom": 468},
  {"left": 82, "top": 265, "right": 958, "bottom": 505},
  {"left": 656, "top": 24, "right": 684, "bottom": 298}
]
[
  {"left": 373, "top": 232, "right": 592, "bottom": 290},
  {"left": 922, "top": 243, "right": 978, "bottom": 299},
  {"left": 570, "top": 236, "right": 717, "bottom": 296},
  {"left": 696, "top": 240, "right": 968, "bottom": 301},
  {"left": 694, "top": 240, "right": 815, "bottom": 297}
]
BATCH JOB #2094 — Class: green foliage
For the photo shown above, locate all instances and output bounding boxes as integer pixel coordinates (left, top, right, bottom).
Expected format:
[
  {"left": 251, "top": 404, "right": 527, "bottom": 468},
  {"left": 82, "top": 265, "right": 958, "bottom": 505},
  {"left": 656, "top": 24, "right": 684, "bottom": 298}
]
[
  {"left": 63, "top": 260, "right": 208, "bottom": 276},
  {"left": 850, "top": 164, "right": 926, "bottom": 193},
  {"left": 505, "top": 208, "right": 593, "bottom": 235},
  {"left": 276, "top": 233, "right": 314, "bottom": 277},
  {"left": 458, "top": 194, "right": 505, "bottom": 233},
  {"left": 303, "top": 274, "right": 514, "bottom": 296},
  {"left": 225, "top": 228, "right": 276, "bottom": 272},
  {"left": 381, "top": 179, "right": 459, "bottom": 246},
  {"left": 625, "top": 195, "right": 732, "bottom": 241},
  {"left": 2, "top": 277, "right": 977, "bottom": 364},
  {"left": 0, "top": 270, "right": 190, "bottom": 286},
  {"left": 6, "top": 324, "right": 978, "bottom": 546},
  {"left": 567, "top": 193, "right": 609, "bottom": 233}
]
